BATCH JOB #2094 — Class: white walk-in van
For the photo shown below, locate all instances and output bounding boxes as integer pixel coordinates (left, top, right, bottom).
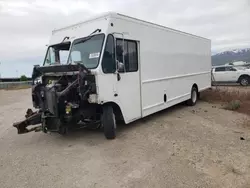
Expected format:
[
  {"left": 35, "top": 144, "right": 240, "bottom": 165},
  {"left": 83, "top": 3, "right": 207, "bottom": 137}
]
[{"left": 13, "top": 12, "right": 211, "bottom": 139}]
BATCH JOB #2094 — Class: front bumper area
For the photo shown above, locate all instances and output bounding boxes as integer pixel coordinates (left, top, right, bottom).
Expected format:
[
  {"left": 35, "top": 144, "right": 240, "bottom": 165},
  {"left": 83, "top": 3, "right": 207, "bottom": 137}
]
[{"left": 13, "top": 109, "right": 42, "bottom": 134}]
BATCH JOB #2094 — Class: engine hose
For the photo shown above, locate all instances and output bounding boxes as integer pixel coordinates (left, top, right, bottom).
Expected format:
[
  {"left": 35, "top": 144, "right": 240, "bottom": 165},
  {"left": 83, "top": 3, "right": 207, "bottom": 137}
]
[{"left": 56, "top": 78, "right": 79, "bottom": 98}]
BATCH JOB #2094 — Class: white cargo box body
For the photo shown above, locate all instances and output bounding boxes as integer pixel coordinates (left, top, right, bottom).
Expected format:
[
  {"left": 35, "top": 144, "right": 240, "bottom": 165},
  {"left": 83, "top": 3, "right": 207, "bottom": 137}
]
[{"left": 50, "top": 12, "right": 211, "bottom": 124}]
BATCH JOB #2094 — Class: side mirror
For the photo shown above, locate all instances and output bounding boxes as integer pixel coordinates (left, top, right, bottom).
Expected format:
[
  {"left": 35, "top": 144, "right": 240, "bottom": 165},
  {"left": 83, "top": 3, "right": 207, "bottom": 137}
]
[
  {"left": 117, "top": 60, "right": 124, "bottom": 72},
  {"left": 46, "top": 59, "right": 50, "bottom": 64},
  {"left": 115, "top": 60, "right": 123, "bottom": 81},
  {"left": 116, "top": 46, "right": 123, "bottom": 57}
]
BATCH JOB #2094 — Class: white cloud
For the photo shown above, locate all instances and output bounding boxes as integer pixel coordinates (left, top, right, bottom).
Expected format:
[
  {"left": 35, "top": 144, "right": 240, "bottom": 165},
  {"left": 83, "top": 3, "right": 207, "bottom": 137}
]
[{"left": 0, "top": 0, "right": 249, "bottom": 76}]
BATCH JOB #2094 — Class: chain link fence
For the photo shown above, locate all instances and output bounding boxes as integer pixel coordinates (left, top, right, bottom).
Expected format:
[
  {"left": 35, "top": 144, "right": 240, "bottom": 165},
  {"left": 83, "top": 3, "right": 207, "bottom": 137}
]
[{"left": 0, "top": 81, "right": 32, "bottom": 89}]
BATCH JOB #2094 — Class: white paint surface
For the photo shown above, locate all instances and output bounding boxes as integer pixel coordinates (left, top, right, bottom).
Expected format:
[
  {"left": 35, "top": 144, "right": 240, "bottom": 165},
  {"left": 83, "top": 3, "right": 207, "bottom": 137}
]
[{"left": 48, "top": 12, "right": 212, "bottom": 124}]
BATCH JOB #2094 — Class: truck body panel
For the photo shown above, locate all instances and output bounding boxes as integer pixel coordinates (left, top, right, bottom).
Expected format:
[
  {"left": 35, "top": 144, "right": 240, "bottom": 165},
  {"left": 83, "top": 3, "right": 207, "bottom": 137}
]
[{"left": 48, "top": 12, "right": 211, "bottom": 124}]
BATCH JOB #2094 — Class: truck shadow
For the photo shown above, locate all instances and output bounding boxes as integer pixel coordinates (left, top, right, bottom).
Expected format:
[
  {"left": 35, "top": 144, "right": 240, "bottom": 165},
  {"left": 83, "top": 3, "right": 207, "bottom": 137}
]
[
  {"left": 60, "top": 102, "right": 188, "bottom": 142},
  {"left": 116, "top": 102, "right": 187, "bottom": 135}
]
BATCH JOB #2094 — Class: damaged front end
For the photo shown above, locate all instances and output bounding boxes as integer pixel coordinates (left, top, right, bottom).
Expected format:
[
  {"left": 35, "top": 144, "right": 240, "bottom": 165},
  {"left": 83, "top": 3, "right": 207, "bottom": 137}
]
[
  {"left": 13, "top": 63, "right": 100, "bottom": 135},
  {"left": 13, "top": 109, "right": 42, "bottom": 134}
]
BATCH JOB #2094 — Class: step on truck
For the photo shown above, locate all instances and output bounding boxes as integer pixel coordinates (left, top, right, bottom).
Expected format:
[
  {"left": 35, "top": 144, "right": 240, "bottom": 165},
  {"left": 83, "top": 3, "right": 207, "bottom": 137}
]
[{"left": 13, "top": 12, "right": 211, "bottom": 139}]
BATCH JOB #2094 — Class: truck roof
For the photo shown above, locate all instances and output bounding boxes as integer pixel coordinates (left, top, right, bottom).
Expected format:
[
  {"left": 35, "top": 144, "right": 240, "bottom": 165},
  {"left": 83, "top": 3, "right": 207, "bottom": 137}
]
[{"left": 52, "top": 12, "right": 210, "bottom": 41}]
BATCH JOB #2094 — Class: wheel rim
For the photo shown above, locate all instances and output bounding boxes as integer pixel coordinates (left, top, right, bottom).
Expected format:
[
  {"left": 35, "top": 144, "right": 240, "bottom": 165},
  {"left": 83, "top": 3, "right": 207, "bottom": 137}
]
[
  {"left": 241, "top": 79, "right": 248, "bottom": 86},
  {"left": 192, "top": 90, "right": 197, "bottom": 103},
  {"left": 113, "top": 113, "right": 116, "bottom": 129}
]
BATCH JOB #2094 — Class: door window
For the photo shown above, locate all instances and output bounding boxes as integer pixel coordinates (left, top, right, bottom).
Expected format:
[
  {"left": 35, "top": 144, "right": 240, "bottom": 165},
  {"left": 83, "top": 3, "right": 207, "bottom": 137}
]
[
  {"left": 116, "top": 39, "right": 138, "bottom": 72},
  {"left": 215, "top": 67, "right": 226, "bottom": 72},
  {"left": 225, "top": 67, "right": 236, "bottom": 71}
]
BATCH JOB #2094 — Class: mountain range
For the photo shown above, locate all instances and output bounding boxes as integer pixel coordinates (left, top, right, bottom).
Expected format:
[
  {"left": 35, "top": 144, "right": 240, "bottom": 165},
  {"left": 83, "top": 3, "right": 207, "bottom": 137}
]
[{"left": 212, "top": 48, "right": 250, "bottom": 66}]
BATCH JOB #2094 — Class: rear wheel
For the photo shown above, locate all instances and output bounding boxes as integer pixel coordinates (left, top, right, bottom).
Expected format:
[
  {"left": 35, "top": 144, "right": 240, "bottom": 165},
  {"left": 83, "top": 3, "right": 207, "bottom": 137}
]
[
  {"left": 102, "top": 105, "right": 116, "bottom": 139},
  {"left": 187, "top": 87, "right": 198, "bottom": 106},
  {"left": 239, "top": 76, "right": 249, "bottom": 86}
]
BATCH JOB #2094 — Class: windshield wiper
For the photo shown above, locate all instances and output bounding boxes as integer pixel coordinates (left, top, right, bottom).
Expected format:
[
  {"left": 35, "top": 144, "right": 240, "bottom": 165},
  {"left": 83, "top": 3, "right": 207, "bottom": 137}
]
[
  {"left": 90, "top": 28, "right": 101, "bottom": 35},
  {"left": 62, "top": 36, "right": 70, "bottom": 43},
  {"left": 74, "top": 28, "right": 101, "bottom": 45},
  {"left": 74, "top": 36, "right": 93, "bottom": 45}
]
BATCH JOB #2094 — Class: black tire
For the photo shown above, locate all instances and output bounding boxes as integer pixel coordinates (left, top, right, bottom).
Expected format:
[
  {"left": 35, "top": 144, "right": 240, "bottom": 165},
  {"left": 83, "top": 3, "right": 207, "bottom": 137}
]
[
  {"left": 58, "top": 126, "right": 68, "bottom": 135},
  {"left": 187, "top": 87, "right": 198, "bottom": 106},
  {"left": 102, "top": 105, "right": 116, "bottom": 139},
  {"left": 239, "top": 76, "right": 249, "bottom": 86}
]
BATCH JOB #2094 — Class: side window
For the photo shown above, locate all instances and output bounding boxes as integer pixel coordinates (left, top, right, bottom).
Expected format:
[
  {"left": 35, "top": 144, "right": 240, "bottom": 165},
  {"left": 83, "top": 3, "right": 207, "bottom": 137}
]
[
  {"left": 116, "top": 39, "right": 138, "bottom": 72},
  {"left": 215, "top": 67, "right": 226, "bottom": 72},
  {"left": 226, "top": 67, "right": 236, "bottom": 71},
  {"left": 231, "top": 68, "right": 237, "bottom": 71},
  {"left": 102, "top": 35, "right": 116, "bottom": 73},
  {"left": 116, "top": 40, "right": 124, "bottom": 65},
  {"left": 127, "top": 41, "right": 138, "bottom": 72}
]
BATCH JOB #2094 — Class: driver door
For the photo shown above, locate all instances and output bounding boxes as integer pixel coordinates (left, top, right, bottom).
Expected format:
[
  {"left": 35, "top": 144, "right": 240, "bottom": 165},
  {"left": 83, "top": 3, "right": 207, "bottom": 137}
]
[
  {"left": 100, "top": 34, "right": 142, "bottom": 123},
  {"left": 114, "top": 38, "right": 142, "bottom": 123},
  {"left": 225, "top": 67, "right": 238, "bottom": 82}
]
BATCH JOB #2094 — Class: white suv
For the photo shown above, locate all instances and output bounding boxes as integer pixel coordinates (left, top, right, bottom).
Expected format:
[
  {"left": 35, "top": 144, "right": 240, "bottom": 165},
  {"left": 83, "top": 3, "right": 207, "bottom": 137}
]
[{"left": 212, "top": 66, "right": 250, "bottom": 86}]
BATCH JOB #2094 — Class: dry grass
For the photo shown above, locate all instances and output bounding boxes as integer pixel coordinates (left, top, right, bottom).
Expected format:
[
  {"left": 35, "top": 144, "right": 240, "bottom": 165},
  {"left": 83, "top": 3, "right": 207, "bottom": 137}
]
[
  {"left": 200, "top": 87, "right": 250, "bottom": 116},
  {"left": 224, "top": 100, "right": 241, "bottom": 111},
  {"left": 201, "top": 87, "right": 250, "bottom": 103}
]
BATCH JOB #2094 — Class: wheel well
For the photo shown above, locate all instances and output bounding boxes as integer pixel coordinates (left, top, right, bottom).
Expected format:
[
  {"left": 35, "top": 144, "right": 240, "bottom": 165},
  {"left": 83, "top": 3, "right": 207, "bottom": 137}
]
[
  {"left": 237, "top": 75, "right": 250, "bottom": 82},
  {"left": 192, "top": 83, "right": 199, "bottom": 97},
  {"left": 102, "top": 102, "right": 124, "bottom": 123},
  {"left": 192, "top": 83, "right": 198, "bottom": 91}
]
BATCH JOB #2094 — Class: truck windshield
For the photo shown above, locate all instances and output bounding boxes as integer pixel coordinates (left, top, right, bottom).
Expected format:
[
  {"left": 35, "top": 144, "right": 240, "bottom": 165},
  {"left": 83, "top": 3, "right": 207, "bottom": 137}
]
[
  {"left": 68, "top": 34, "right": 105, "bottom": 69},
  {"left": 44, "top": 42, "right": 70, "bottom": 65}
]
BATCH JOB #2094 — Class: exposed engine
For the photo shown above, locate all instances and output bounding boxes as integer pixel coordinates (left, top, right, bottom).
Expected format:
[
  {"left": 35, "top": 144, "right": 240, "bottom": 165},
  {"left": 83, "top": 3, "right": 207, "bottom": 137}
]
[{"left": 13, "top": 63, "right": 101, "bottom": 134}]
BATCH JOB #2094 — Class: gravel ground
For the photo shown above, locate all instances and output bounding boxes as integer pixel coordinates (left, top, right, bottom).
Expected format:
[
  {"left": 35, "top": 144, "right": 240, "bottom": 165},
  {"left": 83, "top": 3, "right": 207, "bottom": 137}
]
[{"left": 1, "top": 89, "right": 250, "bottom": 188}]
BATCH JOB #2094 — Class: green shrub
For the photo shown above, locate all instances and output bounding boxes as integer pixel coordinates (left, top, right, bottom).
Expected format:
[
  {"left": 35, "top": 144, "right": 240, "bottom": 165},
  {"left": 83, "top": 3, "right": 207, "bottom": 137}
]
[
  {"left": 225, "top": 100, "right": 241, "bottom": 111},
  {"left": 20, "top": 75, "right": 28, "bottom": 81}
]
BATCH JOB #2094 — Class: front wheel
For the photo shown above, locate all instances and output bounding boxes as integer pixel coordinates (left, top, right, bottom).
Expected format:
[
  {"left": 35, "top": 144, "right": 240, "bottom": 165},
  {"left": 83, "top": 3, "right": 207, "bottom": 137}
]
[
  {"left": 187, "top": 87, "right": 198, "bottom": 106},
  {"left": 102, "top": 105, "right": 116, "bottom": 139},
  {"left": 239, "top": 76, "right": 249, "bottom": 86}
]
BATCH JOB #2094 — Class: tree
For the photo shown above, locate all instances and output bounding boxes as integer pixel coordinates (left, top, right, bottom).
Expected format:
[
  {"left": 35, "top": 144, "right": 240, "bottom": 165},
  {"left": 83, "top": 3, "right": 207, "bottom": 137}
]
[{"left": 20, "top": 75, "right": 28, "bottom": 81}]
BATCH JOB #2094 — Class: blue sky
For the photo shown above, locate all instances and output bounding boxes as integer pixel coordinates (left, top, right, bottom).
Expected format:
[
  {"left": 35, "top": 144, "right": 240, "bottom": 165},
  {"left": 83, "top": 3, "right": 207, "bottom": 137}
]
[{"left": 0, "top": 0, "right": 249, "bottom": 78}]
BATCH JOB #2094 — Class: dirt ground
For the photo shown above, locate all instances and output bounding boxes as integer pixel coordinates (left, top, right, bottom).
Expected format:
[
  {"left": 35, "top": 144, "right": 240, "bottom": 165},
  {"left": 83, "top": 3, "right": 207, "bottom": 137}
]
[{"left": 1, "top": 89, "right": 250, "bottom": 188}]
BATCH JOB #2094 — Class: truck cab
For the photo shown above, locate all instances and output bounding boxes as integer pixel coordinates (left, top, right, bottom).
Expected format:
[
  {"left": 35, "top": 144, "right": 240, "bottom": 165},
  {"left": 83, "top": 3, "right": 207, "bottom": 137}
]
[{"left": 14, "top": 13, "right": 141, "bottom": 139}]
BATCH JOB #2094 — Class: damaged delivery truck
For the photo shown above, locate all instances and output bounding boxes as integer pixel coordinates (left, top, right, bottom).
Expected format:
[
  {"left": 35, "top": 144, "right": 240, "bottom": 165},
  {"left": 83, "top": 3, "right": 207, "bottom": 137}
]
[{"left": 13, "top": 12, "right": 211, "bottom": 139}]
